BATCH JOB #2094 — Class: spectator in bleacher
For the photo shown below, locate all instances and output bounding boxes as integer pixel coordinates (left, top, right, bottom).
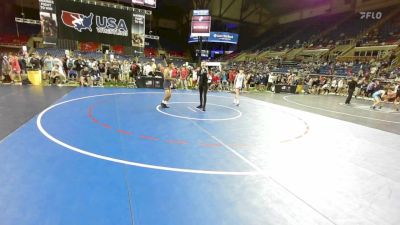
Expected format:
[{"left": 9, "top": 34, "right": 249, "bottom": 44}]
[
  {"left": 209, "top": 71, "right": 221, "bottom": 91},
  {"left": 358, "top": 78, "right": 369, "bottom": 98},
  {"left": 90, "top": 64, "right": 103, "bottom": 87},
  {"left": 311, "top": 77, "right": 320, "bottom": 94},
  {"left": 74, "top": 56, "right": 85, "bottom": 76},
  {"left": 10, "top": 53, "right": 22, "bottom": 84},
  {"left": 62, "top": 57, "right": 68, "bottom": 76},
  {"left": 180, "top": 65, "right": 189, "bottom": 90},
  {"left": 0, "top": 54, "right": 3, "bottom": 81},
  {"left": 1, "top": 55, "right": 10, "bottom": 83},
  {"left": 321, "top": 78, "right": 331, "bottom": 95},
  {"left": 228, "top": 69, "right": 236, "bottom": 90},
  {"left": 244, "top": 71, "right": 252, "bottom": 91},
  {"left": 49, "top": 64, "right": 66, "bottom": 85},
  {"left": 42, "top": 54, "right": 53, "bottom": 80},
  {"left": 53, "top": 57, "right": 64, "bottom": 71},
  {"left": 143, "top": 62, "right": 153, "bottom": 76},
  {"left": 191, "top": 66, "right": 198, "bottom": 89},
  {"left": 336, "top": 78, "right": 345, "bottom": 95},
  {"left": 366, "top": 80, "right": 378, "bottom": 97},
  {"left": 221, "top": 69, "right": 228, "bottom": 91},
  {"left": 66, "top": 57, "right": 77, "bottom": 80},
  {"left": 121, "top": 60, "right": 131, "bottom": 82},
  {"left": 171, "top": 66, "right": 178, "bottom": 89},
  {"left": 331, "top": 78, "right": 338, "bottom": 94},
  {"left": 18, "top": 54, "right": 27, "bottom": 78},
  {"left": 79, "top": 66, "right": 91, "bottom": 87},
  {"left": 267, "top": 72, "right": 276, "bottom": 91},
  {"left": 29, "top": 53, "right": 41, "bottom": 70},
  {"left": 98, "top": 60, "right": 107, "bottom": 81},
  {"left": 151, "top": 58, "right": 157, "bottom": 73},
  {"left": 156, "top": 63, "right": 163, "bottom": 74},
  {"left": 109, "top": 62, "right": 120, "bottom": 84},
  {"left": 393, "top": 82, "right": 400, "bottom": 111},
  {"left": 130, "top": 61, "right": 139, "bottom": 78}
]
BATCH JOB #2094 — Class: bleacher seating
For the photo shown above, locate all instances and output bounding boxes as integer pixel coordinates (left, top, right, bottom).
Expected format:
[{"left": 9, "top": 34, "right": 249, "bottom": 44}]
[
  {"left": 0, "top": 34, "right": 29, "bottom": 46},
  {"left": 144, "top": 48, "right": 158, "bottom": 57},
  {"left": 36, "top": 48, "right": 66, "bottom": 58}
]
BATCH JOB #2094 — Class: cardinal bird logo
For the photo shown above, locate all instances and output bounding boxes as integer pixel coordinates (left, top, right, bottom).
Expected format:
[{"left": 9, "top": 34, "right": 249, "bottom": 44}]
[{"left": 61, "top": 10, "right": 93, "bottom": 32}]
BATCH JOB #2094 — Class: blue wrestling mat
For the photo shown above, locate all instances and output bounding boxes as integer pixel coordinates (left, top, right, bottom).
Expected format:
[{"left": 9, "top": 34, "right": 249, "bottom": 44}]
[{"left": 0, "top": 88, "right": 324, "bottom": 225}]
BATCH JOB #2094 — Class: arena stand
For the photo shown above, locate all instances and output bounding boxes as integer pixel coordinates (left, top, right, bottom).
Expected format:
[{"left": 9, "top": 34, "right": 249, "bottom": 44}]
[{"left": 217, "top": 6, "right": 400, "bottom": 98}]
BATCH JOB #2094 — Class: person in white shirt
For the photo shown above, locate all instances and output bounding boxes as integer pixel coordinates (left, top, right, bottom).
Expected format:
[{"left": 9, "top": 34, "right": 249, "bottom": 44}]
[
  {"left": 234, "top": 68, "right": 245, "bottom": 106},
  {"left": 121, "top": 60, "right": 131, "bottom": 82},
  {"left": 143, "top": 63, "right": 153, "bottom": 76},
  {"left": 151, "top": 58, "right": 157, "bottom": 73},
  {"left": 52, "top": 57, "right": 65, "bottom": 77},
  {"left": 337, "top": 78, "right": 345, "bottom": 95},
  {"left": 192, "top": 67, "right": 198, "bottom": 89},
  {"left": 50, "top": 64, "right": 66, "bottom": 85}
]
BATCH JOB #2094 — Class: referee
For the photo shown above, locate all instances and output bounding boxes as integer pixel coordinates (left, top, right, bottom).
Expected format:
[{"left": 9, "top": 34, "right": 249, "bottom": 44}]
[
  {"left": 345, "top": 77, "right": 357, "bottom": 105},
  {"left": 197, "top": 61, "right": 209, "bottom": 111}
]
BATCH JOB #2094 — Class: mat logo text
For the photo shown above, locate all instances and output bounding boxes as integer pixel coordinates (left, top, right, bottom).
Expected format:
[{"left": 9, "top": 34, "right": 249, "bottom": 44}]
[{"left": 360, "top": 12, "right": 382, "bottom": 19}]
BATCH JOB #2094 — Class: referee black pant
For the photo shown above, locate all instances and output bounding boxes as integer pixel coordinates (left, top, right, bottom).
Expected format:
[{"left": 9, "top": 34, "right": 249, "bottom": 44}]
[
  {"left": 345, "top": 89, "right": 355, "bottom": 104},
  {"left": 199, "top": 84, "right": 208, "bottom": 109}
]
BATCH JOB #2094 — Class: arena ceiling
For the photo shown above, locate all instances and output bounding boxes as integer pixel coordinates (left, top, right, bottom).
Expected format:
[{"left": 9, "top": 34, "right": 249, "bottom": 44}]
[
  {"left": 9, "top": 0, "right": 332, "bottom": 36},
  {"left": 12, "top": 0, "right": 328, "bottom": 23}
]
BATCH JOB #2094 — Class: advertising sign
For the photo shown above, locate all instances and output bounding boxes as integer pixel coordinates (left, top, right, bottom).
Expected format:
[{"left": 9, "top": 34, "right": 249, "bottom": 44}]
[
  {"left": 191, "top": 15, "right": 211, "bottom": 37},
  {"left": 131, "top": 0, "right": 156, "bottom": 8},
  {"left": 39, "top": 0, "right": 58, "bottom": 45},
  {"left": 189, "top": 32, "right": 239, "bottom": 44},
  {"left": 56, "top": 0, "right": 132, "bottom": 46},
  {"left": 132, "top": 11, "right": 145, "bottom": 48},
  {"left": 193, "top": 10, "right": 209, "bottom": 16}
]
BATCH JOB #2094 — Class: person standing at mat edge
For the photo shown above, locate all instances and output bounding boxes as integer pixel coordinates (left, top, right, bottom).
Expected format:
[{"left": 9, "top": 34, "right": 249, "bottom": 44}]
[
  {"left": 345, "top": 77, "right": 357, "bottom": 105},
  {"left": 197, "top": 61, "right": 209, "bottom": 111},
  {"left": 234, "top": 68, "right": 245, "bottom": 106},
  {"left": 160, "top": 60, "right": 175, "bottom": 108}
]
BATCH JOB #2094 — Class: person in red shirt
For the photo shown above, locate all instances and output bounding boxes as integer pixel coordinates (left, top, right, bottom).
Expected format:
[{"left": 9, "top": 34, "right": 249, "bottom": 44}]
[
  {"left": 210, "top": 72, "right": 221, "bottom": 91},
  {"left": 180, "top": 66, "right": 189, "bottom": 90},
  {"left": 171, "top": 67, "right": 178, "bottom": 89},
  {"left": 228, "top": 69, "right": 237, "bottom": 90},
  {"left": 10, "top": 53, "right": 21, "bottom": 83}
]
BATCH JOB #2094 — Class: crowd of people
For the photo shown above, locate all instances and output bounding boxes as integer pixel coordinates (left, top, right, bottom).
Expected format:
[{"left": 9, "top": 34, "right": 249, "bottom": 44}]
[
  {"left": 227, "top": 59, "right": 400, "bottom": 110},
  {"left": 1, "top": 50, "right": 400, "bottom": 111},
  {"left": 0, "top": 51, "right": 240, "bottom": 92},
  {"left": 0, "top": 51, "right": 176, "bottom": 87}
]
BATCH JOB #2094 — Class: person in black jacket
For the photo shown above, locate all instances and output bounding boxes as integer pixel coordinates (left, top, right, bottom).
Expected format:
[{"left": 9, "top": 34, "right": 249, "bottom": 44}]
[
  {"left": 30, "top": 53, "right": 41, "bottom": 70},
  {"left": 345, "top": 77, "right": 357, "bottom": 104},
  {"left": 197, "top": 62, "right": 209, "bottom": 111}
]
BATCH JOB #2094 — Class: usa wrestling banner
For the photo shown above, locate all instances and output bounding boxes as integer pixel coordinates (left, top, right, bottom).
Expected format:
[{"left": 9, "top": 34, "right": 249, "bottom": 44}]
[
  {"left": 55, "top": 0, "right": 132, "bottom": 46},
  {"left": 39, "top": 0, "right": 58, "bottom": 45}
]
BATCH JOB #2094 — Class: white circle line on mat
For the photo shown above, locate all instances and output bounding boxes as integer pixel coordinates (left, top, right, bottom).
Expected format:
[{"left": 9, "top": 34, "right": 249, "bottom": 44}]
[
  {"left": 36, "top": 92, "right": 258, "bottom": 176},
  {"left": 156, "top": 102, "right": 242, "bottom": 121}
]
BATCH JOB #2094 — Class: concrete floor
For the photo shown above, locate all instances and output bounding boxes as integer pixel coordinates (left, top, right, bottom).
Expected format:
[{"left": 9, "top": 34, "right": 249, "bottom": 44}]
[{"left": 0, "top": 86, "right": 74, "bottom": 140}]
